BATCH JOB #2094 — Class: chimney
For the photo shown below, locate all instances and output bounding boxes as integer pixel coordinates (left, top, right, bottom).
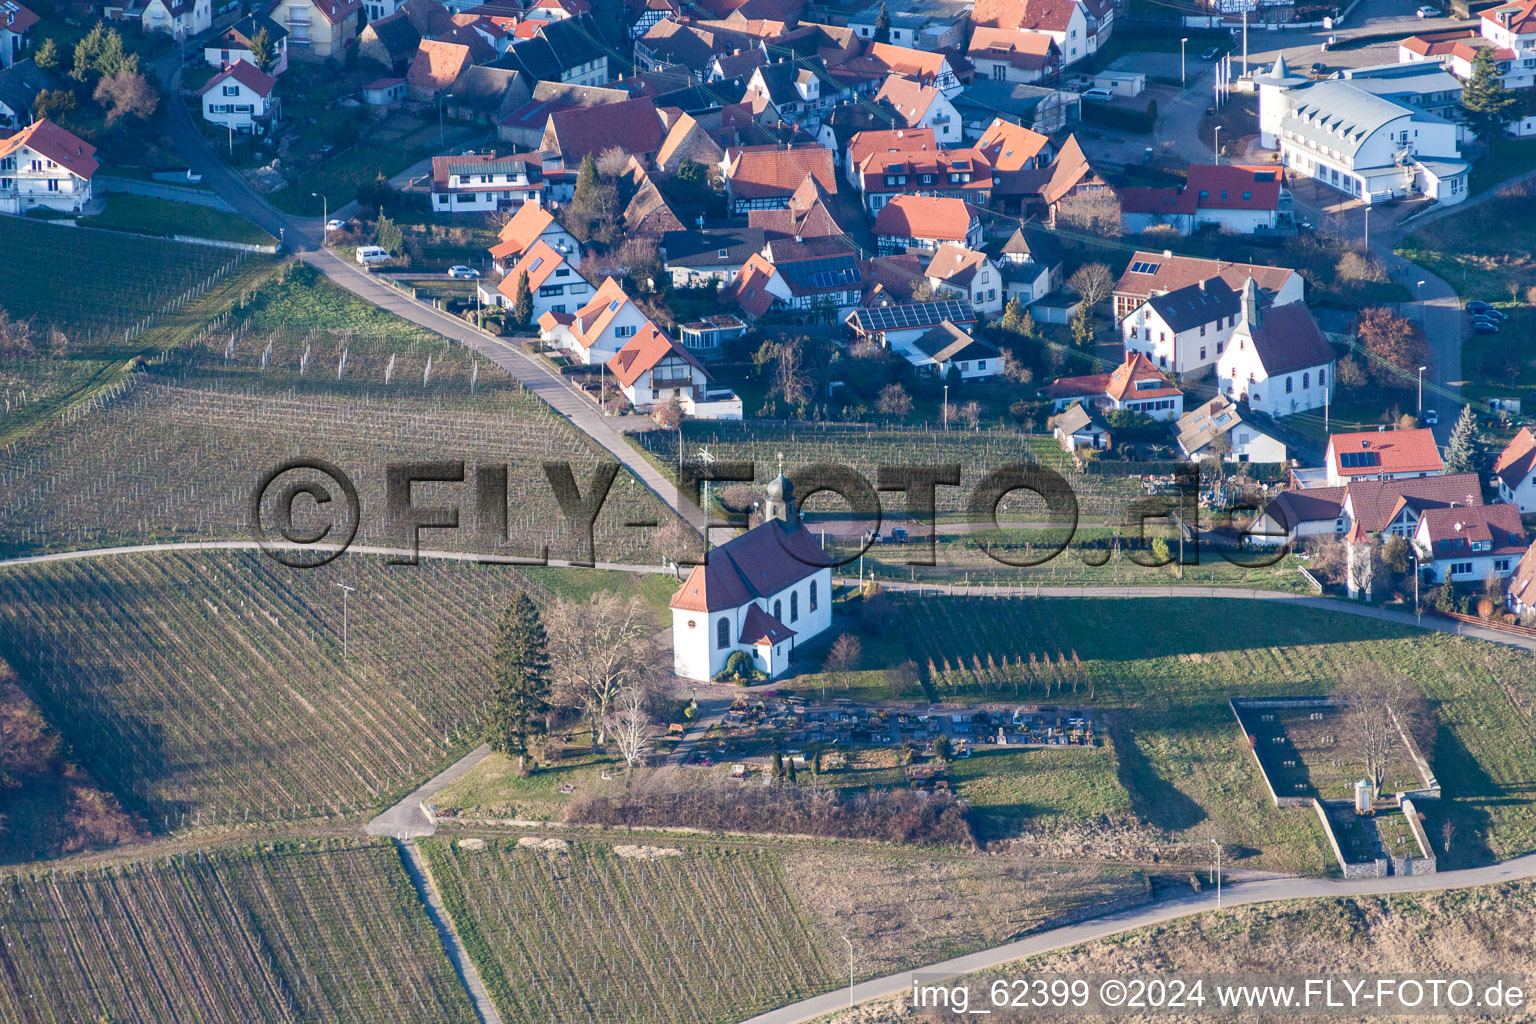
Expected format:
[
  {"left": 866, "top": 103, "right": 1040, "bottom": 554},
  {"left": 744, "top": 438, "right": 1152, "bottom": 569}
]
[{"left": 1198, "top": 279, "right": 1207, "bottom": 291}]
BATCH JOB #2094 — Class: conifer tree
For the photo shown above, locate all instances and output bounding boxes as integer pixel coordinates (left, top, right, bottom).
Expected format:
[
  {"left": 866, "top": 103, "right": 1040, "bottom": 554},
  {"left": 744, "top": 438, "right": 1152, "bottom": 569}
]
[{"left": 487, "top": 593, "right": 552, "bottom": 772}]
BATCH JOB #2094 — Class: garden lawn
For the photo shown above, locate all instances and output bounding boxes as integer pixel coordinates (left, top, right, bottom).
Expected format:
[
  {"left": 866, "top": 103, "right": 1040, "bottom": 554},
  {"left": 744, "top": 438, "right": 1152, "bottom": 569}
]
[{"left": 80, "top": 194, "right": 276, "bottom": 245}]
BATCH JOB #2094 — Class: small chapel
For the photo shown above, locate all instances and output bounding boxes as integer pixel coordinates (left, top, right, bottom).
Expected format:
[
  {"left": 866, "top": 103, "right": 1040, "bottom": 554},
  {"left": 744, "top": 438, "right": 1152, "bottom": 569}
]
[{"left": 669, "top": 475, "right": 833, "bottom": 682}]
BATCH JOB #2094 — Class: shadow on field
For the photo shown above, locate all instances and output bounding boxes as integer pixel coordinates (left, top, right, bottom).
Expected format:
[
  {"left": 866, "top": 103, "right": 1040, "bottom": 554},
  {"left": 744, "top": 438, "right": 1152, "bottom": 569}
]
[{"left": 1111, "top": 716, "right": 1206, "bottom": 832}]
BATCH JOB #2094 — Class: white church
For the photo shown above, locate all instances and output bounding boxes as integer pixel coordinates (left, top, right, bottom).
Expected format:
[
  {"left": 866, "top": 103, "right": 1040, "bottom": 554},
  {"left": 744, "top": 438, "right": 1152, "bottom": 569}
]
[{"left": 670, "top": 476, "right": 833, "bottom": 682}]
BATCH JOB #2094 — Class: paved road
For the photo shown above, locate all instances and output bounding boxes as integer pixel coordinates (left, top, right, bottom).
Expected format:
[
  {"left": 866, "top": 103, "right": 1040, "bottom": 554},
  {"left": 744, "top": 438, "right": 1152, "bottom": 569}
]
[
  {"left": 738, "top": 848, "right": 1536, "bottom": 1024},
  {"left": 367, "top": 743, "right": 496, "bottom": 839},
  {"left": 96, "top": 175, "right": 234, "bottom": 210}
]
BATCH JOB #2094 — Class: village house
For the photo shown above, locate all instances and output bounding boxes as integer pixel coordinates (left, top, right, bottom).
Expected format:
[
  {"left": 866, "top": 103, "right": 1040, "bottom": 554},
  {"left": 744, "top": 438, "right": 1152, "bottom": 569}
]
[
  {"left": 1176, "top": 395, "right": 1286, "bottom": 464},
  {"left": 844, "top": 41, "right": 962, "bottom": 95},
  {"left": 1508, "top": 540, "right": 1536, "bottom": 617},
  {"left": 1120, "top": 276, "right": 1241, "bottom": 376},
  {"left": 198, "top": 60, "right": 278, "bottom": 134},
  {"left": 496, "top": 16, "right": 610, "bottom": 87},
  {"left": 747, "top": 174, "right": 846, "bottom": 240},
  {"left": 538, "top": 277, "right": 652, "bottom": 365},
  {"left": 874, "top": 76, "right": 962, "bottom": 145},
  {"left": 848, "top": 1, "right": 966, "bottom": 51},
  {"left": 969, "top": 0, "right": 1114, "bottom": 67},
  {"left": 1252, "top": 472, "right": 1482, "bottom": 548},
  {"left": 430, "top": 152, "right": 543, "bottom": 213},
  {"left": 1493, "top": 427, "right": 1536, "bottom": 512},
  {"left": 660, "top": 227, "right": 764, "bottom": 288},
  {"left": 846, "top": 297, "right": 977, "bottom": 353},
  {"left": 143, "top": 0, "right": 211, "bottom": 38},
  {"left": 268, "top": 0, "right": 360, "bottom": 59},
  {"left": 0, "top": 118, "right": 97, "bottom": 215},
  {"left": 924, "top": 243, "right": 1003, "bottom": 314},
  {"left": 873, "top": 194, "right": 980, "bottom": 254},
  {"left": 967, "top": 26, "right": 1061, "bottom": 85},
  {"left": 766, "top": 236, "right": 866, "bottom": 314},
  {"left": 845, "top": 127, "right": 992, "bottom": 212},
  {"left": 1118, "top": 165, "right": 1287, "bottom": 236},
  {"left": 720, "top": 144, "right": 837, "bottom": 213},
  {"left": 996, "top": 225, "right": 1062, "bottom": 307},
  {"left": 1112, "top": 250, "right": 1302, "bottom": 322},
  {"left": 606, "top": 322, "right": 714, "bottom": 413},
  {"left": 495, "top": 239, "right": 588, "bottom": 317},
  {"left": 671, "top": 475, "right": 833, "bottom": 681},
  {"left": 1054, "top": 402, "right": 1112, "bottom": 452},
  {"left": 993, "top": 134, "right": 1110, "bottom": 224},
  {"left": 0, "top": 2, "right": 36, "bottom": 69},
  {"left": 905, "top": 320, "right": 1001, "bottom": 379},
  {"left": 1321, "top": 427, "right": 1443, "bottom": 486},
  {"left": 741, "top": 59, "right": 841, "bottom": 125},
  {"left": 1412, "top": 504, "right": 1528, "bottom": 584},
  {"left": 487, "top": 201, "right": 581, "bottom": 277},
  {"left": 205, "top": 16, "right": 288, "bottom": 76},
  {"left": 1045, "top": 351, "right": 1184, "bottom": 421},
  {"left": 358, "top": 12, "right": 420, "bottom": 74},
  {"left": 1216, "top": 283, "right": 1334, "bottom": 418},
  {"left": 974, "top": 116, "right": 1053, "bottom": 171},
  {"left": 407, "top": 39, "right": 473, "bottom": 101},
  {"left": 0, "top": 59, "right": 52, "bottom": 129},
  {"left": 539, "top": 96, "right": 665, "bottom": 199}
]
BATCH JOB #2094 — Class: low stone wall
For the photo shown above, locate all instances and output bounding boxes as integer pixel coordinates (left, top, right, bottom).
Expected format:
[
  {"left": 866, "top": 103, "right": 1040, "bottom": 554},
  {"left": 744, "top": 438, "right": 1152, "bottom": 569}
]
[
  {"left": 1396, "top": 797, "right": 1439, "bottom": 875},
  {"left": 1314, "top": 799, "right": 1387, "bottom": 879},
  {"left": 1230, "top": 697, "right": 1331, "bottom": 808}
]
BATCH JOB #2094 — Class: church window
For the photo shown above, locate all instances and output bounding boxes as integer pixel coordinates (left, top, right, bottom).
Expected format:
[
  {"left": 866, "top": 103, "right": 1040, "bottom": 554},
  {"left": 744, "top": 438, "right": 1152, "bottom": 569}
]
[
  {"left": 717, "top": 617, "right": 729, "bottom": 650},
  {"left": 809, "top": 581, "right": 818, "bottom": 611},
  {"left": 790, "top": 592, "right": 799, "bottom": 622},
  {"left": 773, "top": 599, "right": 783, "bottom": 621}
]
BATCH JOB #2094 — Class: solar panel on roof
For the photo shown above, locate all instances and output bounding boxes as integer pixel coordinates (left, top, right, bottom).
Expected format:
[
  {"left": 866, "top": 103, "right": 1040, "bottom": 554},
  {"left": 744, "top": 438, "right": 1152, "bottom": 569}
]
[
  {"left": 1338, "top": 451, "right": 1380, "bottom": 469},
  {"left": 1129, "top": 260, "right": 1160, "bottom": 274},
  {"left": 855, "top": 299, "right": 974, "bottom": 332}
]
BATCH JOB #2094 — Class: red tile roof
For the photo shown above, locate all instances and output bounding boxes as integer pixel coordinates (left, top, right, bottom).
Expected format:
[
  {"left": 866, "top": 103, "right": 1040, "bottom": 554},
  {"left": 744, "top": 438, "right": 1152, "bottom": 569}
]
[
  {"left": 496, "top": 202, "right": 557, "bottom": 255},
  {"left": 1508, "top": 539, "right": 1536, "bottom": 610},
  {"left": 974, "top": 117, "right": 1049, "bottom": 171},
  {"left": 874, "top": 75, "right": 940, "bottom": 126},
  {"left": 727, "top": 253, "right": 780, "bottom": 317},
  {"left": 1482, "top": 0, "right": 1536, "bottom": 34},
  {"left": 293, "top": 0, "right": 360, "bottom": 25},
  {"left": 197, "top": 59, "right": 277, "bottom": 98},
  {"left": 0, "top": 1, "right": 39, "bottom": 35},
  {"left": 1105, "top": 351, "right": 1181, "bottom": 402},
  {"left": 1399, "top": 28, "right": 1480, "bottom": 56},
  {"left": 1418, "top": 503, "right": 1528, "bottom": 559},
  {"left": 724, "top": 144, "right": 836, "bottom": 200},
  {"left": 497, "top": 239, "right": 572, "bottom": 299},
  {"left": 1186, "top": 164, "right": 1283, "bottom": 210},
  {"left": 1114, "top": 251, "right": 1297, "bottom": 305},
  {"left": 1328, "top": 428, "right": 1443, "bottom": 479},
  {"left": 873, "top": 195, "right": 974, "bottom": 242},
  {"left": 0, "top": 119, "right": 97, "bottom": 181},
  {"left": 967, "top": 26, "right": 1057, "bottom": 70},
  {"left": 864, "top": 41, "right": 947, "bottom": 82},
  {"left": 1494, "top": 427, "right": 1536, "bottom": 491},
  {"left": 408, "top": 39, "right": 473, "bottom": 93},
  {"left": 972, "top": 0, "right": 1082, "bottom": 34},
  {"left": 1341, "top": 473, "right": 1481, "bottom": 533},
  {"left": 545, "top": 96, "right": 665, "bottom": 164},
  {"left": 606, "top": 322, "right": 705, "bottom": 387},
  {"left": 669, "top": 518, "right": 828, "bottom": 612}
]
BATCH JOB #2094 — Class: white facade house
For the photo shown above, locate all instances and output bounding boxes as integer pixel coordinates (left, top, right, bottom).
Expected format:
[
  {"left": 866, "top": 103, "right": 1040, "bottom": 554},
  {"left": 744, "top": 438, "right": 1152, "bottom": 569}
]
[
  {"left": 205, "top": 16, "right": 289, "bottom": 76},
  {"left": 487, "top": 202, "right": 581, "bottom": 277},
  {"left": 1121, "top": 276, "right": 1241, "bottom": 376},
  {"left": 0, "top": 118, "right": 97, "bottom": 215},
  {"left": 1216, "top": 281, "right": 1335, "bottom": 418},
  {"left": 1177, "top": 396, "right": 1287, "bottom": 464},
  {"left": 606, "top": 322, "right": 719, "bottom": 413},
  {"left": 670, "top": 476, "right": 833, "bottom": 682},
  {"left": 1493, "top": 427, "right": 1536, "bottom": 512},
  {"left": 1256, "top": 56, "right": 1468, "bottom": 205},
  {"left": 0, "top": 2, "right": 38, "bottom": 70},
  {"left": 906, "top": 320, "right": 1001, "bottom": 379},
  {"left": 924, "top": 243, "right": 1003, "bottom": 314},
  {"left": 143, "top": 0, "right": 211, "bottom": 38},
  {"left": 1412, "top": 504, "right": 1528, "bottom": 584},
  {"left": 875, "top": 76, "right": 962, "bottom": 145},
  {"left": 430, "top": 154, "right": 543, "bottom": 214},
  {"left": 494, "top": 240, "right": 589, "bottom": 318},
  {"left": 538, "top": 277, "right": 651, "bottom": 366},
  {"left": 198, "top": 61, "right": 277, "bottom": 134}
]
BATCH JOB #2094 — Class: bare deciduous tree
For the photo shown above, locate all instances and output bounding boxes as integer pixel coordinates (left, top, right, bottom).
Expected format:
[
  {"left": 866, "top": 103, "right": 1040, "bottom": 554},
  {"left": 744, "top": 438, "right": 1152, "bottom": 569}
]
[
  {"left": 607, "top": 686, "right": 654, "bottom": 769},
  {"left": 1067, "top": 262, "right": 1115, "bottom": 310},
  {"left": 822, "top": 632, "right": 862, "bottom": 698},
  {"left": 876, "top": 382, "right": 912, "bottom": 418},
  {"left": 1055, "top": 191, "right": 1122, "bottom": 237},
  {"left": 93, "top": 70, "right": 157, "bottom": 123},
  {"left": 596, "top": 145, "right": 633, "bottom": 180},
  {"left": 546, "top": 594, "right": 663, "bottom": 750},
  {"left": 1336, "top": 663, "right": 1431, "bottom": 798}
]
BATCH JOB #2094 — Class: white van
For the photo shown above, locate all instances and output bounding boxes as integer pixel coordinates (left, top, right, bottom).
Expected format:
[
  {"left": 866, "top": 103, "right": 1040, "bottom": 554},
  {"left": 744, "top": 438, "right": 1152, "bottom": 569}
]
[{"left": 355, "top": 245, "right": 391, "bottom": 266}]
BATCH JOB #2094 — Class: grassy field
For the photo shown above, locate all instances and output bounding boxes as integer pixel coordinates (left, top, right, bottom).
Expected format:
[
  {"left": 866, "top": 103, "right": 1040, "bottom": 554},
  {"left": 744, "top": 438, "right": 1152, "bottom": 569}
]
[
  {"left": 422, "top": 837, "right": 842, "bottom": 1024},
  {"left": 81, "top": 194, "right": 277, "bottom": 245},
  {"left": 823, "top": 879, "right": 1536, "bottom": 1024},
  {"left": 792, "top": 595, "right": 1536, "bottom": 872},
  {"left": 0, "top": 266, "right": 679, "bottom": 561},
  {"left": 0, "top": 550, "right": 548, "bottom": 829},
  {"left": 0, "top": 838, "right": 476, "bottom": 1024}
]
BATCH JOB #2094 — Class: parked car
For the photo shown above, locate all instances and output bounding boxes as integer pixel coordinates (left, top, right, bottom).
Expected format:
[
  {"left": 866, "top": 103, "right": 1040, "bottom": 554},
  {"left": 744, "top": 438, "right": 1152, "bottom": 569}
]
[
  {"left": 1422, "top": 409, "right": 1439, "bottom": 426},
  {"left": 1201, "top": 46, "right": 1221, "bottom": 61},
  {"left": 1310, "top": 62, "right": 1328, "bottom": 76},
  {"left": 890, "top": 527, "right": 910, "bottom": 543},
  {"left": 355, "top": 245, "right": 391, "bottom": 266},
  {"left": 1416, "top": 5, "right": 1439, "bottom": 16},
  {"left": 1465, "top": 300, "right": 1497, "bottom": 314},
  {"left": 325, "top": 218, "right": 347, "bottom": 232},
  {"left": 1467, "top": 304, "right": 1507, "bottom": 320},
  {"left": 1082, "top": 87, "right": 1114, "bottom": 102},
  {"left": 447, "top": 265, "right": 481, "bottom": 279},
  {"left": 1472, "top": 321, "right": 1500, "bottom": 334}
]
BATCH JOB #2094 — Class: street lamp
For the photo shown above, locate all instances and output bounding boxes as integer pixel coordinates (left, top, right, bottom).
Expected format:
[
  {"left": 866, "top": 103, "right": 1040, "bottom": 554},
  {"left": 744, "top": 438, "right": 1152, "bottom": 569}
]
[
  {"left": 841, "top": 935, "right": 854, "bottom": 1009},
  {"left": 1210, "top": 837, "right": 1222, "bottom": 909},
  {"left": 313, "top": 191, "right": 328, "bottom": 245},
  {"left": 942, "top": 383, "right": 949, "bottom": 429},
  {"left": 1417, "top": 365, "right": 1427, "bottom": 418},
  {"left": 1181, "top": 37, "right": 1189, "bottom": 86},
  {"left": 1213, "top": 125, "right": 1222, "bottom": 166},
  {"left": 1416, "top": 279, "right": 1428, "bottom": 331}
]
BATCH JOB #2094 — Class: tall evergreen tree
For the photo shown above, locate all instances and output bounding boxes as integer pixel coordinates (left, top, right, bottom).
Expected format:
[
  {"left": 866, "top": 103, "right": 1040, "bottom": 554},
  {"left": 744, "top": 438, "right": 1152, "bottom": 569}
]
[
  {"left": 487, "top": 593, "right": 552, "bottom": 771},
  {"left": 512, "top": 271, "right": 534, "bottom": 328},
  {"left": 573, "top": 153, "right": 599, "bottom": 206},
  {"left": 873, "top": 2, "right": 890, "bottom": 43},
  {"left": 34, "top": 37, "right": 59, "bottom": 71},
  {"left": 1443, "top": 405, "right": 1481, "bottom": 474},
  {"left": 248, "top": 27, "right": 276, "bottom": 72},
  {"left": 1462, "top": 48, "right": 1518, "bottom": 153},
  {"left": 375, "top": 213, "right": 403, "bottom": 255}
]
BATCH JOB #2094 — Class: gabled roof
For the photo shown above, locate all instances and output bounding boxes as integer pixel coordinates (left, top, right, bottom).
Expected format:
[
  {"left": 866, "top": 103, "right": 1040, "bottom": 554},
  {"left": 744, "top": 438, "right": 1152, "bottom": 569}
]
[
  {"left": 728, "top": 252, "right": 781, "bottom": 316},
  {"left": 967, "top": 26, "right": 1058, "bottom": 70},
  {"left": 0, "top": 59, "right": 55, "bottom": 120},
  {"left": 1341, "top": 472, "right": 1481, "bottom": 533},
  {"left": 873, "top": 194, "right": 974, "bottom": 242},
  {"left": 402, "top": 0, "right": 454, "bottom": 36},
  {"left": 1105, "top": 351, "right": 1180, "bottom": 402},
  {"left": 669, "top": 518, "right": 828, "bottom": 612},
  {"left": 408, "top": 39, "right": 473, "bottom": 93},
  {"left": 494, "top": 202, "right": 557, "bottom": 258},
  {"left": 1260, "top": 485, "right": 1346, "bottom": 531},
  {"left": 1494, "top": 427, "right": 1536, "bottom": 490},
  {"left": 0, "top": 1, "right": 38, "bottom": 35},
  {"left": 606, "top": 322, "right": 706, "bottom": 387},
  {"left": 1114, "top": 250, "right": 1297, "bottom": 302},
  {"left": 219, "top": 13, "right": 288, "bottom": 46},
  {"left": 1144, "top": 277, "right": 1240, "bottom": 332},
  {"left": 971, "top": 0, "right": 1084, "bottom": 34},
  {"left": 738, "top": 603, "right": 795, "bottom": 646},
  {"left": 1000, "top": 225, "right": 1062, "bottom": 267},
  {"left": 662, "top": 226, "right": 765, "bottom": 268},
  {"left": 863, "top": 41, "right": 947, "bottom": 81},
  {"left": 924, "top": 243, "right": 989, "bottom": 287},
  {"left": 874, "top": 75, "right": 941, "bottom": 126},
  {"left": 748, "top": 173, "right": 844, "bottom": 240},
  {"left": 432, "top": 151, "right": 538, "bottom": 189},
  {"left": 848, "top": 299, "right": 976, "bottom": 334},
  {"left": 1509, "top": 538, "right": 1536, "bottom": 609},
  {"left": 0, "top": 118, "right": 97, "bottom": 180},
  {"left": 1177, "top": 395, "right": 1278, "bottom": 460},
  {"left": 1185, "top": 164, "right": 1283, "bottom": 211},
  {"left": 1232, "top": 300, "right": 1334, "bottom": 378},
  {"left": 912, "top": 320, "right": 998, "bottom": 363},
  {"left": 724, "top": 144, "right": 836, "bottom": 199},
  {"left": 1054, "top": 402, "right": 1110, "bottom": 437},
  {"left": 497, "top": 239, "right": 573, "bottom": 297},
  {"left": 561, "top": 277, "right": 636, "bottom": 347},
  {"left": 1328, "top": 427, "right": 1443, "bottom": 478},
  {"left": 623, "top": 175, "right": 685, "bottom": 236},
  {"left": 1038, "top": 133, "right": 1097, "bottom": 205},
  {"left": 362, "top": 10, "right": 420, "bottom": 60},
  {"left": 545, "top": 96, "right": 665, "bottom": 163},
  {"left": 1482, "top": 0, "right": 1536, "bottom": 34},
  {"left": 198, "top": 59, "right": 277, "bottom": 98},
  {"left": 847, "top": 125, "right": 936, "bottom": 172},
  {"left": 285, "top": 0, "right": 360, "bottom": 25},
  {"left": 1417, "top": 503, "right": 1527, "bottom": 559}
]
